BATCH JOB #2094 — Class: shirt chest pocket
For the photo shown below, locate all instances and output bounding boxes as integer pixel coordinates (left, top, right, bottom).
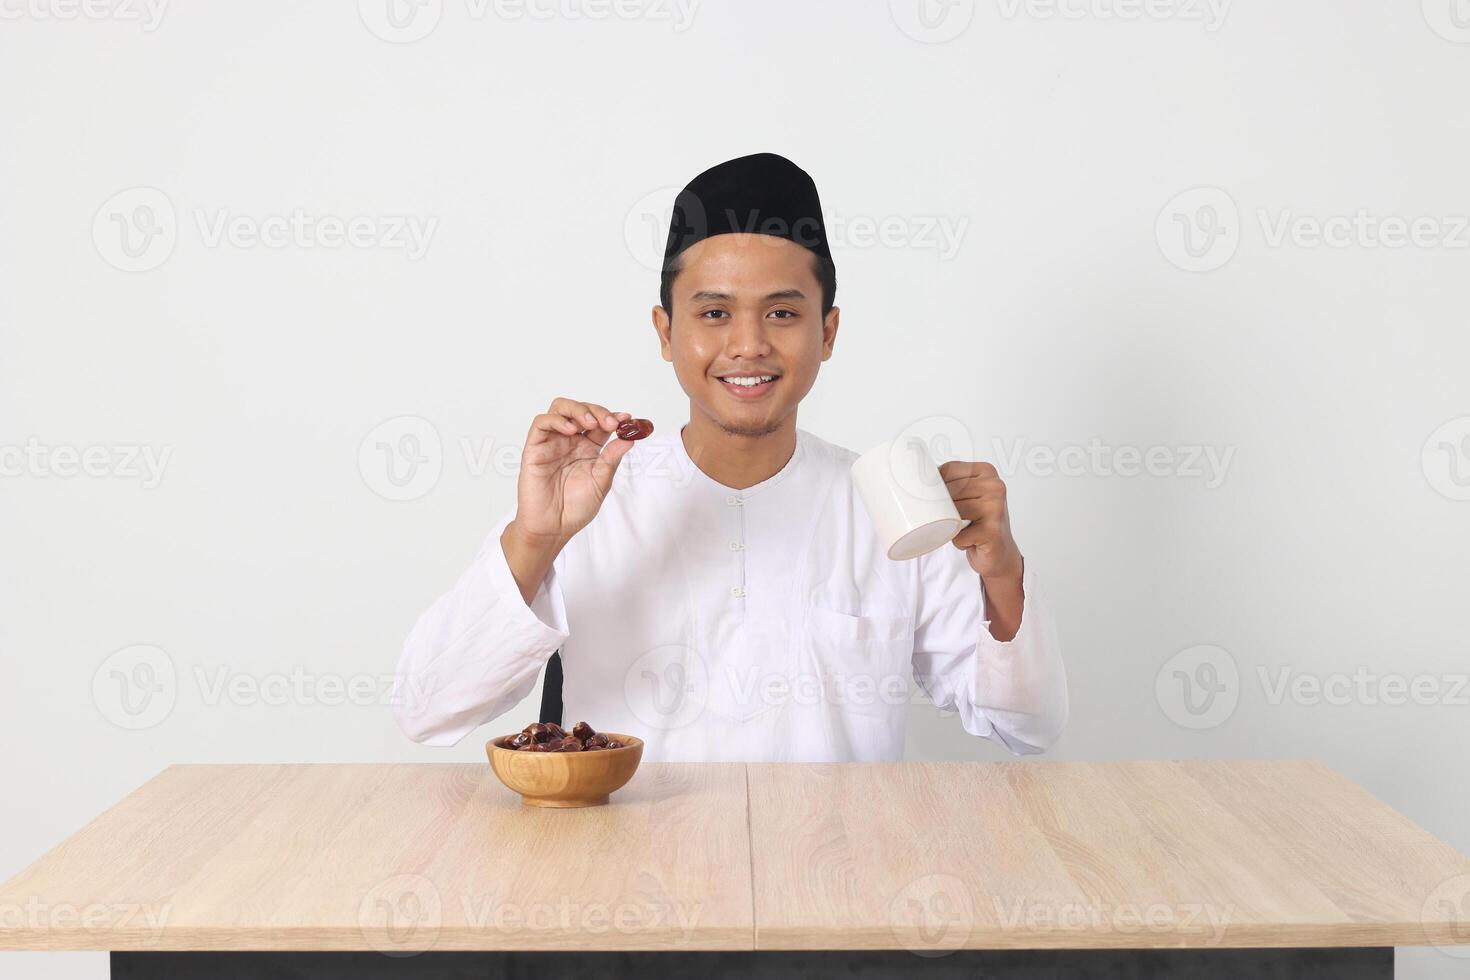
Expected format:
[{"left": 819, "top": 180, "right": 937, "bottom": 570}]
[{"left": 804, "top": 605, "right": 914, "bottom": 716}]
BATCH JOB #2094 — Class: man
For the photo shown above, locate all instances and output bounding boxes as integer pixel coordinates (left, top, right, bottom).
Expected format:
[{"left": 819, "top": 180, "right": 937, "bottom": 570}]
[{"left": 393, "top": 152, "right": 1067, "bottom": 762}]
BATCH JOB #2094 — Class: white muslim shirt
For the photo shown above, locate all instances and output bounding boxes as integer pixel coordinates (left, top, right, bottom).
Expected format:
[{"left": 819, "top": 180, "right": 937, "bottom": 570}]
[{"left": 392, "top": 427, "right": 1068, "bottom": 763}]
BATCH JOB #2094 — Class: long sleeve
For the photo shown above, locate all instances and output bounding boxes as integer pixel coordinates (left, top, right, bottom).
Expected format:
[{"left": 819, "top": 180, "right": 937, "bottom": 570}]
[
  {"left": 910, "top": 553, "right": 1069, "bottom": 755},
  {"left": 391, "top": 512, "right": 570, "bottom": 746}
]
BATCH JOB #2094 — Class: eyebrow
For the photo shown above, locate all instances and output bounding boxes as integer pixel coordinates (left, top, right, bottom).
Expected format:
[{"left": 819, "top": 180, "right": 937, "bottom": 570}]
[{"left": 689, "top": 289, "right": 808, "bottom": 302}]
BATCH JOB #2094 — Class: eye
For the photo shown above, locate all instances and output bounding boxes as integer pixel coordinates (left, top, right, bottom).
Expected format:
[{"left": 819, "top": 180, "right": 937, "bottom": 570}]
[
  {"left": 768, "top": 309, "right": 798, "bottom": 320},
  {"left": 699, "top": 309, "right": 729, "bottom": 321}
]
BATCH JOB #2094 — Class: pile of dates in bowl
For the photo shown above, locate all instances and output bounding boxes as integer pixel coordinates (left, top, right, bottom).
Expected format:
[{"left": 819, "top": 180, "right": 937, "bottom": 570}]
[{"left": 505, "top": 721, "right": 626, "bottom": 753}]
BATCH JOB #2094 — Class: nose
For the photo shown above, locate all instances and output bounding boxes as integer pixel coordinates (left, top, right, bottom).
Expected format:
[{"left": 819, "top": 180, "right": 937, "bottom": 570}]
[{"left": 724, "top": 311, "right": 772, "bottom": 360}]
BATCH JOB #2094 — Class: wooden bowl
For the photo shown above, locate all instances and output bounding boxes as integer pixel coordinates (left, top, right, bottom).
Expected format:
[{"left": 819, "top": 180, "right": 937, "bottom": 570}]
[{"left": 485, "top": 733, "right": 644, "bottom": 808}]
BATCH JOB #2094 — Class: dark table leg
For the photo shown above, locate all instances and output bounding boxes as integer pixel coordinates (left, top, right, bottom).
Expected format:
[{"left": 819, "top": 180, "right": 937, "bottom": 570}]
[{"left": 112, "top": 947, "right": 1394, "bottom": 978}]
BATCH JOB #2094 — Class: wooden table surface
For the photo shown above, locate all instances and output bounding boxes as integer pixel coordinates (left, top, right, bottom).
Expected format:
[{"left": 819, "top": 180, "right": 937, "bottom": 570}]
[
  {"left": 1, "top": 760, "right": 1467, "bottom": 953},
  {"left": 748, "top": 760, "right": 1470, "bottom": 952},
  {"left": 0, "top": 763, "right": 752, "bottom": 953}
]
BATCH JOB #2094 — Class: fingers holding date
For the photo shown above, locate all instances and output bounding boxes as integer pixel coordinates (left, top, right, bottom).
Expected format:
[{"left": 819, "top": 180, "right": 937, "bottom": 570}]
[{"left": 508, "top": 405, "right": 650, "bottom": 553}]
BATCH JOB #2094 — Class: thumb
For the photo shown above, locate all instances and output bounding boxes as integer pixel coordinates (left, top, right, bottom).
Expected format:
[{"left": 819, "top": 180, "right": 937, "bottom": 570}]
[{"left": 591, "top": 434, "right": 636, "bottom": 493}]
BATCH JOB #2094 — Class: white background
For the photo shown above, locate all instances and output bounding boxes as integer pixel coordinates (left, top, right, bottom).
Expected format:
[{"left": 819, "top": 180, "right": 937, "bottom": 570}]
[{"left": 3, "top": 1, "right": 1469, "bottom": 976}]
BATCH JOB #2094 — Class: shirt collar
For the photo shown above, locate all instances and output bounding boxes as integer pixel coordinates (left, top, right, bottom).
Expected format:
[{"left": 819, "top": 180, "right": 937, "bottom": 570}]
[{"left": 670, "top": 424, "right": 807, "bottom": 500}]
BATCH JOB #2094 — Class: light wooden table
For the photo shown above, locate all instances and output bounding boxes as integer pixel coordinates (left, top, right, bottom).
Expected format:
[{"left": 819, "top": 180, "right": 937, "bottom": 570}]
[{"left": 1, "top": 760, "right": 1467, "bottom": 979}]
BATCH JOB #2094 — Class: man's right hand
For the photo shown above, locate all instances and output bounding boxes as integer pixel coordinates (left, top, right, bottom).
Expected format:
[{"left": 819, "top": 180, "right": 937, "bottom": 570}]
[{"left": 501, "top": 398, "right": 638, "bottom": 603}]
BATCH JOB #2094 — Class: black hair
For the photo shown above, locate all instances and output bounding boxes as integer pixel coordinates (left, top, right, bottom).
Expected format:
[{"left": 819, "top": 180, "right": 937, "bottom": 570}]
[{"left": 659, "top": 247, "right": 837, "bottom": 318}]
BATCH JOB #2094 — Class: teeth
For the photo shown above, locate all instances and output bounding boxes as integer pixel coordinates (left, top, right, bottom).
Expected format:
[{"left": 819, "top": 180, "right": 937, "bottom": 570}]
[{"left": 723, "top": 376, "right": 775, "bottom": 387}]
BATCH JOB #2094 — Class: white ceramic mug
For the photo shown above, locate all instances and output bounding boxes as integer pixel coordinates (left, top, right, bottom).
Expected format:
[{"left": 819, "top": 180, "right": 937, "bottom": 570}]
[{"left": 850, "top": 437, "right": 969, "bottom": 561}]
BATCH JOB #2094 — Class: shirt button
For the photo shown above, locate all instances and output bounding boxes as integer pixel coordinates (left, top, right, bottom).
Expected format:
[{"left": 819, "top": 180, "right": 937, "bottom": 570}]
[
  {"left": 726, "top": 495, "right": 742, "bottom": 506},
  {"left": 728, "top": 541, "right": 744, "bottom": 552},
  {"left": 730, "top": 586, "right": 747, "bottom": 598}
]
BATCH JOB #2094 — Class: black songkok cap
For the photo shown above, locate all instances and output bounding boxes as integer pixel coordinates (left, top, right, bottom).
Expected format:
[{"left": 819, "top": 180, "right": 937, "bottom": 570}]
[{"left": 663, "top": 152, "right": 833, "bottom": 270}]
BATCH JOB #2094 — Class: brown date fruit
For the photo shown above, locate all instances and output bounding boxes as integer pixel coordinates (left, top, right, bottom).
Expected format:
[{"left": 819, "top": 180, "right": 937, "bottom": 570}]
[
  {"left": 508, "top": 721, "right": 617, "bottom": 752},
  {"left": 616, "top": 418, "right": 654, "bottom": 441}
]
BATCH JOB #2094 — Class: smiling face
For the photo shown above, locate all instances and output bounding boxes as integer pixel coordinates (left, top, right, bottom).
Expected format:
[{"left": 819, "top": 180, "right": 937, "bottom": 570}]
[{"left": 653, "top": 233, "right": 839, "bottom": 439}]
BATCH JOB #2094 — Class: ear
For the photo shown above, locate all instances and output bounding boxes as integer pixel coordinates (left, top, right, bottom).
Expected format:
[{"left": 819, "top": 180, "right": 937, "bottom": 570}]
[
  {"left": 652, "top": 305, "right": 673, "bottom": 363},
  {"left": 820, "top": 306, "right": 840, "bottom": 361}
]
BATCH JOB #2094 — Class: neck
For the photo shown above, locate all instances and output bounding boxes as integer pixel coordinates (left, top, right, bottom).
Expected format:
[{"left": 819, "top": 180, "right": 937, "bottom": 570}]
[{"left": 680, "top": 411, "right": 798, "bottom": 490}]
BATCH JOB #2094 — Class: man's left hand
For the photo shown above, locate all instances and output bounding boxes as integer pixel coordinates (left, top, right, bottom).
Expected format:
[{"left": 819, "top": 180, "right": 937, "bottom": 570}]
[{"left": 941, "top": 460, "right": 1025, "bottom": 640}]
